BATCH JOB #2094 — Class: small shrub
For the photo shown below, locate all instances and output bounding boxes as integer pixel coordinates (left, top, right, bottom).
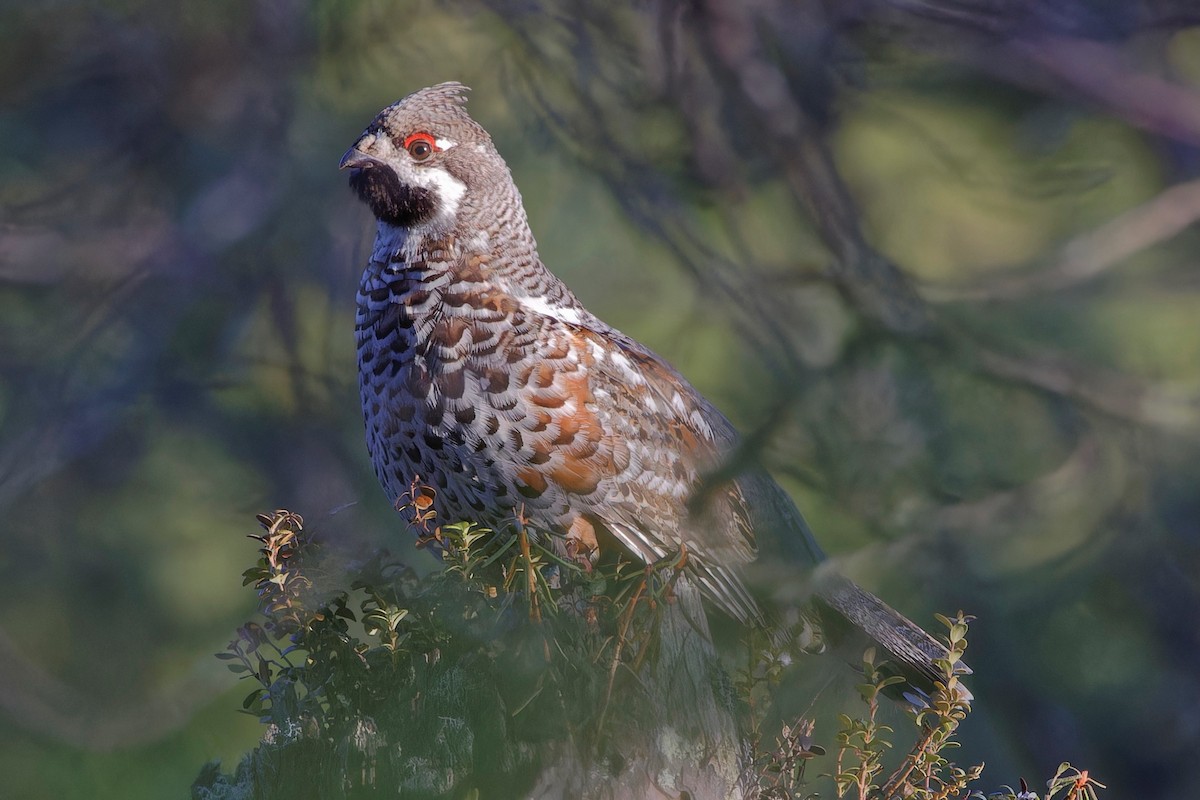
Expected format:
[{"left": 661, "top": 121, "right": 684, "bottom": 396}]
[{"left": 197, "top": 508, "right": 1102, "bottom": 800}]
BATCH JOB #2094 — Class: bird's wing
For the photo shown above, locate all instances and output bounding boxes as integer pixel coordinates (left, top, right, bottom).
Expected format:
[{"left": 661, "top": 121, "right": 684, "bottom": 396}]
[
  {"left": 578, "top": 322, "right": 828, "bottom": 560},
  {"left": 508, "top": 302, "right": 960, "bottom": 693},
  {"left": 593, "top": 327, "right": 770, "bottom": 622},
  {"left": 507, "top": 297, "right": 766, "bottom": 621}
]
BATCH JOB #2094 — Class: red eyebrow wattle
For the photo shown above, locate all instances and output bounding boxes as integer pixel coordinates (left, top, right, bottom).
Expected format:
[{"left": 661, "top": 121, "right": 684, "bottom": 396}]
[{"left": 402, "top": 132, "right": 439, "bottom": 151}]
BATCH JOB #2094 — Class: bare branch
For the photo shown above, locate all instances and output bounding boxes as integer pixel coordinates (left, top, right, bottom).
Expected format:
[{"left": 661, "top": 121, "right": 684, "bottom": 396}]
[
  {"left": 1009, "top": 36, "right": 1200, "bottom": 148},
  {"left": 923, "top": 177, "right": 1200, "bottom": 301},
  {"left": 972, "top": 341, "right": 1200, "bottom": 433}
]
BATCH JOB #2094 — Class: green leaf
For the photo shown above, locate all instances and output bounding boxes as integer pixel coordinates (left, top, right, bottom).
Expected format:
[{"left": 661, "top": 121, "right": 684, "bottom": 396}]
[
  {"left": 242, "top": 688, "right": 263, "bottom": 709},
  {"left": 855, "top": 682, "right": 878, "bottom": 701}
]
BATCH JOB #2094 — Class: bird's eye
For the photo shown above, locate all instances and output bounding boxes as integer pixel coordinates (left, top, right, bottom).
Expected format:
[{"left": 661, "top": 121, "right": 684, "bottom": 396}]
[{"left": 403, "top": 133, "right": 438, "bottom": 162}]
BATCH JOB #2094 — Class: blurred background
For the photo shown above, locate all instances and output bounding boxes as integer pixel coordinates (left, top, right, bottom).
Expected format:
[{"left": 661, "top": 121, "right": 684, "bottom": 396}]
[{"left": 3, "top": 0, "right": 1200, "bottom": 797}]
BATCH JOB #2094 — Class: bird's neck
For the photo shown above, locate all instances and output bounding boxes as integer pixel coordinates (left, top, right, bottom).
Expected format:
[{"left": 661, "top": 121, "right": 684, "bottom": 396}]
[{"left": 367, "top": 210, "right": 583, "bottom": 316}]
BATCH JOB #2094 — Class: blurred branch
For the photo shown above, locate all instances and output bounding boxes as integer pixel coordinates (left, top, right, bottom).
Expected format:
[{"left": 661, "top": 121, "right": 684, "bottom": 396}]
[
  {"left": 694, "top": 0, "right": 933, "bottom": 336},
  {"left": 968, "top": 340, "right": 1200, "bottom": 432},
  {"left": 922, "top": 177, "right": 1200, "bottom": 302},
  {"left": 1008, "top": 36, "right": 1200, "bottom": 148},
  {"left": 498, "top": 0, "right": 1200, "bottom": 443},
  {"left": 684, "top": 2, "right": 1200, "bottom": 436},
  {"left": 928, "top": 434, "right": 1115, "bottom": 539},
  {"left": 882, "top": 2, "right": 1200, "bottom": 146}
]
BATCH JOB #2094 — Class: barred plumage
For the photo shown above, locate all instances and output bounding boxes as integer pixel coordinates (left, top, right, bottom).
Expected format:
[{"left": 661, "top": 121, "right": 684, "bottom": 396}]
[{"left": 343, "top": 83, "right": 961, "bottom": 691}]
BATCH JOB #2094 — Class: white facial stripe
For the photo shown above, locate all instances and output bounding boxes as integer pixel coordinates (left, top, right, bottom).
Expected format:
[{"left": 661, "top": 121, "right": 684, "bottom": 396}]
[
  {"left": 409, "top": 166, "right": 467, "bottom": 217},
  {"left": 364, "top": 135, "right": 464, "bottom": 231}
]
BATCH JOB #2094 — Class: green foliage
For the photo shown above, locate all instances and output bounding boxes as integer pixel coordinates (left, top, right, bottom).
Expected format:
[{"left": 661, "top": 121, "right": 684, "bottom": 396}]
[
  {"left": 832, "top": 648, "right": 900, "bottom": 799},
  {"left": 203, "top": 505, "right": 698, "bottom": 797},
  {"left": 206, "top": 511, "right": 1103, "bottom": 800},
  {"left": 740, "top": 612, "right": 1099, "bottom": 800},
  {"left": 986, "top": 765, "right": 1107, "bottom": 800}
]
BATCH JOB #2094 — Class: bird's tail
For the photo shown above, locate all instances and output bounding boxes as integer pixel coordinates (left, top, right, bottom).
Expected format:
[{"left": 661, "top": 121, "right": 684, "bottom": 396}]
[
  {"left": 741, "top": 470, "right": 970, "bottom": 702},
  {"left": 813, "top": 574, "right": 972, "bottom": 703}
]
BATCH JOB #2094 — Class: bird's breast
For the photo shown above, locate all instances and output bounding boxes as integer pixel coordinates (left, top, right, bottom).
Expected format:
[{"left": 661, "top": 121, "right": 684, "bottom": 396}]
[{"left": 356, "top": 263, "right": 559, "bottom": 526}]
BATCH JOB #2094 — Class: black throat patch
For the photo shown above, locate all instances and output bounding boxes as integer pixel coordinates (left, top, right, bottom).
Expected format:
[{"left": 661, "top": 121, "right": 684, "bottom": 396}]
[{"left": 348, "top": 167, "right": 438, "bottom": 227}]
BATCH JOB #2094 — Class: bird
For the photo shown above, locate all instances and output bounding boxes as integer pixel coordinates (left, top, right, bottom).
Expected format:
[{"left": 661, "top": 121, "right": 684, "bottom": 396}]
[{"left": 340, "top": 82, "right": 962, "bottom": 694}]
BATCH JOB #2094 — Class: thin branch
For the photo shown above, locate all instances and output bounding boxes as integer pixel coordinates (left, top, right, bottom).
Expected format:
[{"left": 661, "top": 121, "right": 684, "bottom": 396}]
[
  {"left": 971, "top": 341, "right": 1200, "bottom": 432},
  {"left": 922, "top": 177, "right": 1200, "bottom": 302},
  {"left": 1009, "top": 35, "right": 1200, "bottom": 149}
]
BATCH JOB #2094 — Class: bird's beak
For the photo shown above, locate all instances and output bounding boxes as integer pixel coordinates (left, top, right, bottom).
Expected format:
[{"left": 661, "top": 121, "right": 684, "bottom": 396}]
[{"left": 339, "top": 146, "right": 383, "bottom": 170}]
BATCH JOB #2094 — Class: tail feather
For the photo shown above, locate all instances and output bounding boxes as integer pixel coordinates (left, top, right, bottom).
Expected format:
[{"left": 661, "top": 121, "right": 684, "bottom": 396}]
[
  {"left": 814, "top": 574, "right": 972, "bottom": 701},
  {"left": 741, "top": 473, "right": 971, "bottom": 701}
]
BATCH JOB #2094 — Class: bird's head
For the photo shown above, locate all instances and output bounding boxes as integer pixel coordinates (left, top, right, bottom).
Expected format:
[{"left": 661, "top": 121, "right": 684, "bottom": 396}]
[{"left": 340, "top": 82, "right": 505, "bottom": 233}]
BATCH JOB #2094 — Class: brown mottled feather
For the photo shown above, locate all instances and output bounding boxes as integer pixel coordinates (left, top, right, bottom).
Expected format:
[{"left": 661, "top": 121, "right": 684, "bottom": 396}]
[{"left": 346, "top": 83, "right": 963, "bottom": 691}]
